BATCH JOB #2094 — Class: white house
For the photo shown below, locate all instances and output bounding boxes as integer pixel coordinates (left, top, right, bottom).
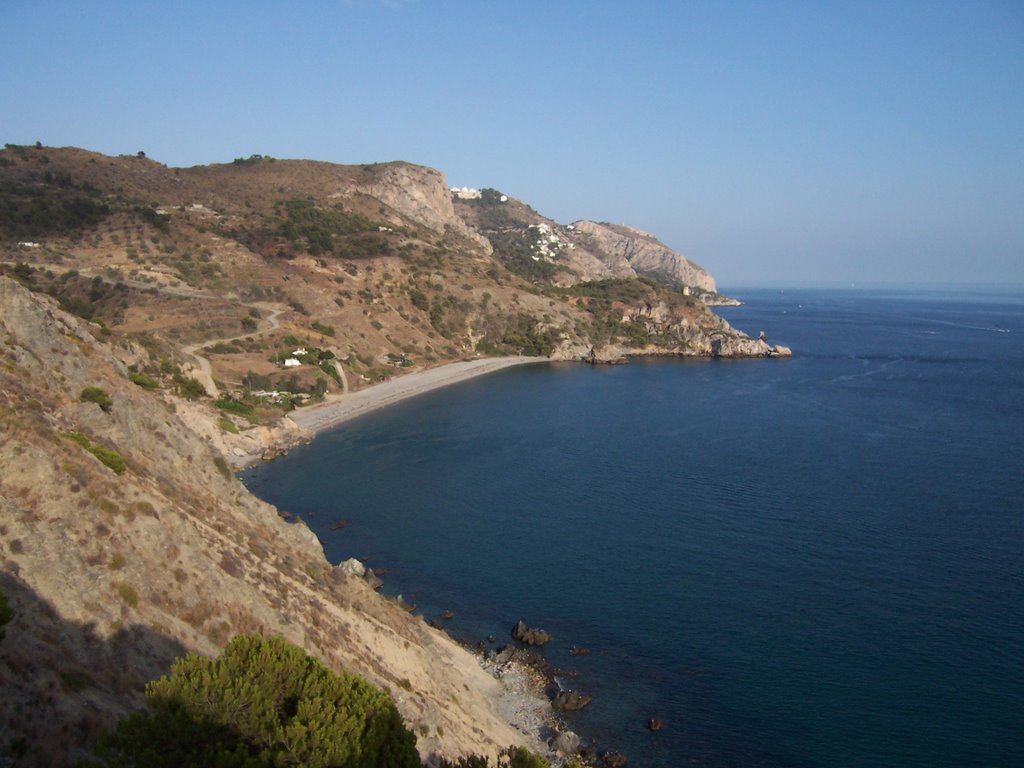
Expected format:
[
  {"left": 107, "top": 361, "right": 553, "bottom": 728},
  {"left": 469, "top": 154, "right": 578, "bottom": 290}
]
[
  {"left": 450, "top": 186, "right": 482, "bottom": 200},
  {"left": 283, "top": 358, "right": 301, "bottom": 368}
]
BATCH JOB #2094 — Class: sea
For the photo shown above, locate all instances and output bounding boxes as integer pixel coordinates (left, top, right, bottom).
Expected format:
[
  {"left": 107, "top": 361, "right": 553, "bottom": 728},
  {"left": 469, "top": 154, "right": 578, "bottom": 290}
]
[{"left": 242, "top": 287, "right": 1024, "bottom": 768}]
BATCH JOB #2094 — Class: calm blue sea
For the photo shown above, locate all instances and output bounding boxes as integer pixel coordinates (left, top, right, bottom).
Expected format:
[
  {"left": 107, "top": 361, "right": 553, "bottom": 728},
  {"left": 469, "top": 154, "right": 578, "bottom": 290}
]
[{"left": 242, "top": 288, "right": 1024, "bottom": 767}]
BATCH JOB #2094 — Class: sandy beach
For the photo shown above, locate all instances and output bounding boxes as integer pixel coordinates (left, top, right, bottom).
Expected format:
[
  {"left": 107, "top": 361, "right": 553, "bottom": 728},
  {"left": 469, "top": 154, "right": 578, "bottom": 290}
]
[{"left": 289, "top": 356, "right": 545, "bottom": 435}]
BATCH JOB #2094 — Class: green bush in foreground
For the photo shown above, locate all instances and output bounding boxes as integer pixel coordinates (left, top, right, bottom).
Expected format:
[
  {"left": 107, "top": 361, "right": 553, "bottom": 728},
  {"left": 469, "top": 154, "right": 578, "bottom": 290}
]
[
  {"left": 438, "top": 747, "right": 550, "bottom": 768},
  {"left": 93, "top": 634, "right": 419, "bottom": 768}
]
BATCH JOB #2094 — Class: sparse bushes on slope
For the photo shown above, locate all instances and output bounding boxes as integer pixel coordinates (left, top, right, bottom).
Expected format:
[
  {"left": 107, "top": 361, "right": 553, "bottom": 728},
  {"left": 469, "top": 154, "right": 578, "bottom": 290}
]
[
  {"left": 0, "top": 182, "right": 111, "bottom": 238},
  {"left": 408, "top": 287, "right": 429, "bottom": 311},
  {"left": 79, "top": 386, "right": 113, "bottom": 412},
  {"left": 128, "top": 372, "right": 160, "bottom": 389},
  {"left": 66, "top": 431, "right": 126, "bottom": 475},
  {"left": 93, "top": 634, "right": 419, "bottom": 768},
  {"left": 280, "top": 199, "right": 376, "bottom": 257},
  {"left": 176, "top": 376, "right": 207, "bottom": 400}
]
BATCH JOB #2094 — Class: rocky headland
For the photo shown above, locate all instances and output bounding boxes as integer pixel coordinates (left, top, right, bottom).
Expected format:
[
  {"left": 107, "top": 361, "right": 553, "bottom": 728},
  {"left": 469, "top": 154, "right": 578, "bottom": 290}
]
[{"left": 0, "top": 144, "right": 790, "bottom": 765}]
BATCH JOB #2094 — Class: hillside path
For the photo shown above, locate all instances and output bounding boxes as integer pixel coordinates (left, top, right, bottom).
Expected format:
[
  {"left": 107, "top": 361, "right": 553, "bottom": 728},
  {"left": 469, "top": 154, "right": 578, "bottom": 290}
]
[{"left": 181, "top": 304, "right": 284, "bottom": 397}]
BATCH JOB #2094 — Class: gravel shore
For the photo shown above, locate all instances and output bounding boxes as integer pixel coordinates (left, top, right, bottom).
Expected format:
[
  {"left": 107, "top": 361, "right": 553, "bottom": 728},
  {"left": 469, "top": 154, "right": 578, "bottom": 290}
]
[{"left": 289, "top": 356, "right": 545, "bottom": 434}]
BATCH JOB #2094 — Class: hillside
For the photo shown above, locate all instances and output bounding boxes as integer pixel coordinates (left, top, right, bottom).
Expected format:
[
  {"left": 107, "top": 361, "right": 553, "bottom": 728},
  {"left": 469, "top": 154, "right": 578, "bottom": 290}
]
[
  {"left": 0, "top": 144, "right": 789, "bottom": 765},
  {"left": 452, "top": 190, "right": 717, "bottom": 291},
  {"left": 0, "top": 276, "right": 540, "bottom": 765}
]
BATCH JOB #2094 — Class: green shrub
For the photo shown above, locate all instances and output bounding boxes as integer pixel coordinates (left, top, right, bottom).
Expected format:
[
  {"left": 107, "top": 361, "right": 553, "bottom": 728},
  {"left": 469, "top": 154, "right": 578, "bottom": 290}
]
[
  {"left": 213, "top": 456, "right": 232, "bottom": 480},
  {"left": 94, "top": 634, "right": 419, "bottom": 768},
  {"left": 90, "top": 445, "right": 127, "bottom": 475},
  {"left": 129, "top": 372, "right": 160, "bottom": 389},
  {"left": 66, "top": 432, "right": 126, "bottom": 475},
  {"left": 67, "top": 431, "right": 91, "bottom": 449},
  {"left": 438, "top": 748, "right": 550, "bottom": 768},
  {"left": 214, "top": 399, "right": 253, "bottom": 416},
  {"left": 134, "top": 205, "right": 170, "bottom": 234},
  {"left": 80, "top": 386, "right": 113, "bottom": 412},
  {"left": 178, "top": 377, "right": 207, "bottom": 400},
  {"left": 505, "top": 747, "right": 549, "bottom": 768},
  {"left": 218, "top": 417, "right": 239, "bottom": 434},
  {"left": 116, "top": 582, "right": 138, "bottom": 609},
  {"left": 408, "top": 288, "right": 429, "bottom": 311}
]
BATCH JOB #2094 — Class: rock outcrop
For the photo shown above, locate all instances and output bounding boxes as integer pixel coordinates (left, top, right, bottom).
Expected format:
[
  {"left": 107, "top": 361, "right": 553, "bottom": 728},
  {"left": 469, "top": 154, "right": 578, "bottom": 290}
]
[
  {"left": 512, "top": 620, "right": 552, "bottom": 647},
  {"left": 551, "top": 729, "right": 581, "bottom": 754},
  {"left": 341, "top": 162, "right": 492, "bottom": 253},
  {"left": 552, "top": 690, "right": 592, "bottom": 711},
  {"left": 572, "top": 220, "right": 716, "bottom": 291}
]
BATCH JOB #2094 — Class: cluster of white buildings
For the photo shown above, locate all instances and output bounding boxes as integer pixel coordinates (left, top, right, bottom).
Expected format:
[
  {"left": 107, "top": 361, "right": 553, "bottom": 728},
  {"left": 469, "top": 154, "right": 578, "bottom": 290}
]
[
  {"left": 450, "top": 186, "right": 482, "bottom": 200},
  {"left": 450, "top": 187, "right": 509, "bottom": 202},
  {"left": 527, "top": 222, "right": 575, "bottom": 261}
]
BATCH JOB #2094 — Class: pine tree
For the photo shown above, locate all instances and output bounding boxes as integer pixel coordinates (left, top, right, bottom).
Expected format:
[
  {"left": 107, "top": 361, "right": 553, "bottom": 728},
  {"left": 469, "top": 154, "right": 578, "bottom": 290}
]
[{"left": 94, "top": 635, "right": 419, "bottom": 768}]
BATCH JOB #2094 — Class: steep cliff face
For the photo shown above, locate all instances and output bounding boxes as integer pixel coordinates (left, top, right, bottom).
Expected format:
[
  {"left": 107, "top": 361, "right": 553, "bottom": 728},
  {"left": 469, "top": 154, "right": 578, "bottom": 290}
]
[
  {"left": 572, "top": 221, "right": 717, "bottom": 291},
  {"left": 341, "top": 162, "right": 492, "bottom": 252},
  {"left": 452, "top": 193, "right": 718, "bottom": 292},
  {"left": 0, "top": 278, "right": 537, "bottom": 766}
]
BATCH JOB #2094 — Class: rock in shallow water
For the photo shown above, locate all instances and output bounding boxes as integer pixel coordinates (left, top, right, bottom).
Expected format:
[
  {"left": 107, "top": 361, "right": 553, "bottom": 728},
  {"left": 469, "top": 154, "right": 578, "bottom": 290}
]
[
  {"left": 550, "top": 729, "right": 581, "bottom": 754},
  {"left": 552, "top": 690, "right": 591, "bottom": 711},
  {"left": 512, "top": 619, "right": 552, "bottom": 646}
]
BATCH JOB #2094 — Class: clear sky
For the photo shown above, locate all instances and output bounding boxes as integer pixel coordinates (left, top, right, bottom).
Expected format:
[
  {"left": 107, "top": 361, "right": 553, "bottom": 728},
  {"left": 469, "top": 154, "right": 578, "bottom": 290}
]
[{"left": 3, "top": 1, "right": 1022, "bottom": 287}]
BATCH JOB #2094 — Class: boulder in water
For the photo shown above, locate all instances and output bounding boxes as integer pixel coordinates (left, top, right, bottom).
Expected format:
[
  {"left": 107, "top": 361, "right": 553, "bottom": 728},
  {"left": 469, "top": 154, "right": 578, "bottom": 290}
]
[
  {"left": 550, "top": 730, "right": 581, "bottom": 754},
  {"left": 512, "top": 619, "right": 551, "bottom": 647},
  {"left": 552, "top": 690, "right": 591, "bottom": 711}
]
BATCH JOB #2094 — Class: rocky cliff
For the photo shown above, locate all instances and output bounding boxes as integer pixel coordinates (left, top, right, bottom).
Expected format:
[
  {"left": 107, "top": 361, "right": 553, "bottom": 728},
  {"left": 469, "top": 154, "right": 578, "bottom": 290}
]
[
  {"left": 451, "top": 191, "right": 719, "bottom": 294},
  {"left": 340, "top": 162, "right": 493, "bottom": 253},
  {"left": 570, "top": 221, "right": 717, "bottom": 292}
]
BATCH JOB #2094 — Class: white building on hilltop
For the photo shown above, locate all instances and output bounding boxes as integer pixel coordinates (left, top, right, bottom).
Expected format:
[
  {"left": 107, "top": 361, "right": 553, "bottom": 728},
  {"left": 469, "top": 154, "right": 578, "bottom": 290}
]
[{"left": 450, "top": 186, "right": 482, "bottom": 200}]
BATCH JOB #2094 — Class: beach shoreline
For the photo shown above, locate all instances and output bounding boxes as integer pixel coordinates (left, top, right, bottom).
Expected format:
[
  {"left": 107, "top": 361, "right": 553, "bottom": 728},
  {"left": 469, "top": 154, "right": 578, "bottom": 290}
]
[{"left": 231, "top": 356, "right": 546, "bottom": 468}]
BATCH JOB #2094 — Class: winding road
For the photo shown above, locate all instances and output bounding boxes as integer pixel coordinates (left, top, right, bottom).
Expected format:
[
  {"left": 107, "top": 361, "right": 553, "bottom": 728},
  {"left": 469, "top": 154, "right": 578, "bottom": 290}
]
[{"left": 181, "top": 304, "right": 286, "bottom": 397}]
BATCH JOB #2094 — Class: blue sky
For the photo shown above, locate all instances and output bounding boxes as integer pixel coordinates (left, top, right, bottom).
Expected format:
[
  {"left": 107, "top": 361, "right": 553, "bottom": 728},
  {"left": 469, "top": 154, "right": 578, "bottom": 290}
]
[{"left": 3, "top": 1, "right": 1022, "bottom": 287}]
